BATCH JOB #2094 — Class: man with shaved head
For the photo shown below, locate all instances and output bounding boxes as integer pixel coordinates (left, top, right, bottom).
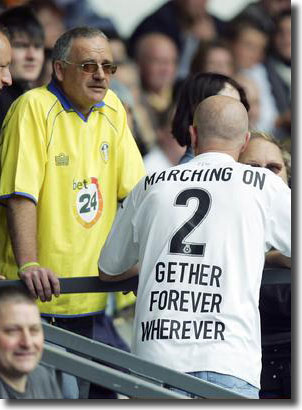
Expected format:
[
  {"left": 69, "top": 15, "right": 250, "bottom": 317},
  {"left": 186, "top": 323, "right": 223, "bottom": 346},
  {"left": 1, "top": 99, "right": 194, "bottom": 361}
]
[{"left": 98, "top": 95, "right": 291, "bottom": 399}]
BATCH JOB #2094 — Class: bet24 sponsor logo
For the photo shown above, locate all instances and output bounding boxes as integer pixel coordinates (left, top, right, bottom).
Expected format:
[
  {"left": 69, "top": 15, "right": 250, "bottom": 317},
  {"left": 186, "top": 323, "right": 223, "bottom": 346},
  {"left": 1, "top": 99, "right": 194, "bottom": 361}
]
[{"left": 73, "top": 177, "right": 103, "bottom": 228}]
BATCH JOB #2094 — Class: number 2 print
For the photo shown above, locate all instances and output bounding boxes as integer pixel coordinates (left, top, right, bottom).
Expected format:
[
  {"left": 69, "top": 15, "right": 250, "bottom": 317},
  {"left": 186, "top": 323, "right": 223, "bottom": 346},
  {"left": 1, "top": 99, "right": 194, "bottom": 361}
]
[{"left": 169, "top": 188, "right": 211, "bottom": 256}]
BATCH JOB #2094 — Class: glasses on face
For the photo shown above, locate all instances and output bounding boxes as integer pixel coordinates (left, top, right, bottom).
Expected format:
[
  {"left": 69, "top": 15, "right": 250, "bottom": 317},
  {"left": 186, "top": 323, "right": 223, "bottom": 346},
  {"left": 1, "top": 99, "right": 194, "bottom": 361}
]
[{"left": 63, "top": 60, "right": 117, "bottom": 75}]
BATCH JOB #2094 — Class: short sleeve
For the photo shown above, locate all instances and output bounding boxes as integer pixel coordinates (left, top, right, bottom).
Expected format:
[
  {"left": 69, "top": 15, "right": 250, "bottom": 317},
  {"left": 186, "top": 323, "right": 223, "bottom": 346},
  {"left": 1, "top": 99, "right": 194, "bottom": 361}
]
[
  {"left": 0, "top": 93, "right": 47, "bottom": 203},
  {"left": 266, "top": 179, "right": 291, "bottom": 257},
  {"left": 99, "top": 188, "right": 140, "bottom": 275}
]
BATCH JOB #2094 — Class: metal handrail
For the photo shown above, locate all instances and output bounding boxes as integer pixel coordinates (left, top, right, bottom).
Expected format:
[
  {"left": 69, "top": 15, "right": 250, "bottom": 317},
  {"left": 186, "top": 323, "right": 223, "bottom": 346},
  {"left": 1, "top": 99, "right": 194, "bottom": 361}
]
[
  {"left": 42, "top": 323, "right": 246, "bottom": 399},
  {"left": 0, "top": 267, "right": 290, "bottom": 292},
  {"left": 41, "top": 344, "right": 187, "bottom": 399}
]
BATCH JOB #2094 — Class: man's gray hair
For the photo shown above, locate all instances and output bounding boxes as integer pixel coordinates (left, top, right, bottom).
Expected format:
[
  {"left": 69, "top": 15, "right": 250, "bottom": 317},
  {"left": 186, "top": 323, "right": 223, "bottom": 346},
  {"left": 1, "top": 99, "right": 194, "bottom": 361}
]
[{"left": 52, "top": 26, "right": 108, "bottom": 62}]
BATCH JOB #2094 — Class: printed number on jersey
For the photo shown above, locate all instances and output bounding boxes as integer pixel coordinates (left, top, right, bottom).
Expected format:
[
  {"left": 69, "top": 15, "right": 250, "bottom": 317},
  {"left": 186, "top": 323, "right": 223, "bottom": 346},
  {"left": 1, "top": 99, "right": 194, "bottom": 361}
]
[{"left": 169, "top": 188, "right": 211, "bottom": 256}]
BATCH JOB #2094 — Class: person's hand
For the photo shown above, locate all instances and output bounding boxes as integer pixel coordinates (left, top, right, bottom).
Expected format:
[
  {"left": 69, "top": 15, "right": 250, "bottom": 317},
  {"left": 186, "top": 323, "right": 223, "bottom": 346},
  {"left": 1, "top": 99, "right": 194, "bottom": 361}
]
[
  {"left": 18, "top": 266, "right": 60, "bottom": 302},
  {"left": 0, "top": 275, "right": 6, "bottom": 280}
]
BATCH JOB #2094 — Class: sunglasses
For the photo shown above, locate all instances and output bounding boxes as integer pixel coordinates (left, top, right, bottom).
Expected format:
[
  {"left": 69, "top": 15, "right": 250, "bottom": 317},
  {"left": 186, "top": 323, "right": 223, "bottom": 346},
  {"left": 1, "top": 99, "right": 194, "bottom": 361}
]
[{"left": 63, "top": 60, "right": 117, "bottom": 75}]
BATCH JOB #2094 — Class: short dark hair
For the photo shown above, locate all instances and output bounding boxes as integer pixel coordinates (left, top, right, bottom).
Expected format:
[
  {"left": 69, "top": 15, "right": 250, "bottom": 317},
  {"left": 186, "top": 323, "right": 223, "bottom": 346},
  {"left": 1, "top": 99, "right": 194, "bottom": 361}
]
[
  {"left": 190, "top": 38, "right": 234, "bottom": 75},
  {"left": 0, "top": 5, "right": 45, "bottom": 46},
  {"left": 172, "top": 72, "right": 249, "bottom": 147},
  {"left": 0, "top": 285, "right": 36, "bottom": 307}
]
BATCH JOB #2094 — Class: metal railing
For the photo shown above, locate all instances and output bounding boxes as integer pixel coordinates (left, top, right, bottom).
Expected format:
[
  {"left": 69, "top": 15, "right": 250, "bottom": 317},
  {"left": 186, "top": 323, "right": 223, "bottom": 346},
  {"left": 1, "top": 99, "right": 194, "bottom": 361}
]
[
  {"left": 0, "top": 267, "right": 290, "bottom": 293},
  {"left": 42, "top": 322, "right": 246, "bottom": 399},
  {"left": 1, "top": 267, "right": 290, "bottom": 399}
]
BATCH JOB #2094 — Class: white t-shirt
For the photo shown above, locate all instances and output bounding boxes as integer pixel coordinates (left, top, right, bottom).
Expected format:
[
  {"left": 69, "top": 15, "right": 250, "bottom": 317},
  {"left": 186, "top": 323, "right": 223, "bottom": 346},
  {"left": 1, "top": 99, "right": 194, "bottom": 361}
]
[{"left": 99, "top": 153, "right": 291, "bottom": 388}]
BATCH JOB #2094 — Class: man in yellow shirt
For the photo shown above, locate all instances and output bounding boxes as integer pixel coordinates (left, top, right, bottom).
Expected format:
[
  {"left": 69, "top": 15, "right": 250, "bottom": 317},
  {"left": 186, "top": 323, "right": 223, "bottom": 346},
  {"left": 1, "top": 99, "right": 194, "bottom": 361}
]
[{"left": 0, "top": 26, "right": 145, "bottom": 398}]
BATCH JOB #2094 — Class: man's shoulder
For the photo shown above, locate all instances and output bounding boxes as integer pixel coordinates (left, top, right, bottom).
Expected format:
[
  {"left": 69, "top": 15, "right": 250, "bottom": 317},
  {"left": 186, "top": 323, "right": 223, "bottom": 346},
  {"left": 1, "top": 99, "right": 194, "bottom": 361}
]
[
  {"left": 14, "top": 85, "right": 57, "bottom": 110},
  {"left": 103, "top": 88, "right": 123, "bottom": 112},
  {"left": 27, "top": 364, "right": 63, "bottom": 398}
]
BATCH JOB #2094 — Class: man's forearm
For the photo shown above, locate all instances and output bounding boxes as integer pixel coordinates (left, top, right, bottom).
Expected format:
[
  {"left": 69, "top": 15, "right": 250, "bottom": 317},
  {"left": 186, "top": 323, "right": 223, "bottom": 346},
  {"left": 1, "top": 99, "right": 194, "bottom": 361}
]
[
  {"left": 99, "top": 265, "right": 138, "bottom": 282},
  {"left": 6, "top": 196, "right": 38, "bottom": 267}
]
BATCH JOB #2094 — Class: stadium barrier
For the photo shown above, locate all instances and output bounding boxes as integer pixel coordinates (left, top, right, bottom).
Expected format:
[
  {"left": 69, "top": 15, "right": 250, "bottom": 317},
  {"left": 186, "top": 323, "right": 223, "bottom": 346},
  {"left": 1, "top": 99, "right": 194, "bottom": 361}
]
[
  {"left": 42, "top": 322, "right": 246, "bottom": 399},
  {"left": 0, "top": 267, "right": 290, "bottom": 399}
]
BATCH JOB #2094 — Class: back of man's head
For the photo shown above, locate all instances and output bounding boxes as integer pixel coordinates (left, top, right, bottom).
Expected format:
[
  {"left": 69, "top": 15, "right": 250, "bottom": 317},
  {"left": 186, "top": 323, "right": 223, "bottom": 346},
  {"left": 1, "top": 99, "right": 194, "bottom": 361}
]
[{"left": 193, "top": 95, "right": 249, "bottom": 152}]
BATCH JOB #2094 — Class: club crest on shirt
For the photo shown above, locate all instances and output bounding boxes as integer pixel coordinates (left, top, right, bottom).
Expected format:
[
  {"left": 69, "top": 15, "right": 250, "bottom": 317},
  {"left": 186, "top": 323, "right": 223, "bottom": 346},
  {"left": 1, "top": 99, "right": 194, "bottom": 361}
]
[
  {"left": 55, "top": 152, "right": 69, "bottom": 166},
  {"left": 100, "top": 142, "right": 109, "bottom": 163}
]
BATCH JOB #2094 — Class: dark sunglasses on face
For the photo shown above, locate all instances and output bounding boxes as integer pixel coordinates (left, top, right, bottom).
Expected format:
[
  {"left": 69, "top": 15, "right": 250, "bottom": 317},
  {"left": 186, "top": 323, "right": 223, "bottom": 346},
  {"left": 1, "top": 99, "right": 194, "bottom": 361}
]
[{"left": 63, "top": 60, "right": 117, "bottom": 74}]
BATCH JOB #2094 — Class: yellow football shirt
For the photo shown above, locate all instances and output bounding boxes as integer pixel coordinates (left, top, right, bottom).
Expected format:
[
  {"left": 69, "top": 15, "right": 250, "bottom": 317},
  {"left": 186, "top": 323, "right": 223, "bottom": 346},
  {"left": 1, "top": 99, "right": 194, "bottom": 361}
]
[{"left": 0, "top": 81, "right": 145, "bottom": 316}]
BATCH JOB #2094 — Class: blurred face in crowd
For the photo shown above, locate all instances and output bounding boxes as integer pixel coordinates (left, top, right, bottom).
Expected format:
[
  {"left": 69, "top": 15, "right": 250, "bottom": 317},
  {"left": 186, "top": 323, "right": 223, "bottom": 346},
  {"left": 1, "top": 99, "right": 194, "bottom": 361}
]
[
  {"left": 137, "top": 34, "right": 178, "bottom": 94},
  {"left": 35, "top": 7, "right": 65, "bottom": 49},
  {"left": 235, "top": 74, "right": 260, "bottom": 129},
  {"left": 55, "top": 35, "right": 115, "bottom": 116},
  {"left": 263, "top": 0, "right": 291, "bottom": 17},
  {"left": 232, "top": 26, "right": 268, "bottom": 69},
  {"left": 204, "top": 47, "right": 234, "bottom": 77},
  {"left": 239, "top": 137, "right": 288, "bottom": 183},
  {"left": 0, "top": 32, "right": 12, "bottom": 90},
  {"left": 0, "top": 301, "right": 43, "bottom": 386},
  {"left": 10, "top": 32, "right": 44, "bottom": 82},
  {"left": 176, "top": 0, "right": 208, "bottom": 19},
  {"left": 274, "top": 14, "right": 291, "bottom": 61}
]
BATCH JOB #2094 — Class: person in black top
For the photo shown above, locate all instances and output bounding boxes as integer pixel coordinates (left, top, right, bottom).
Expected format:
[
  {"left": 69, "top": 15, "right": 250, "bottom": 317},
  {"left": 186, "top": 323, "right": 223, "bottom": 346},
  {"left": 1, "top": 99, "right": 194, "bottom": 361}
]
[{"left": 0, "top": 5, "right": 44, "bottom": 127}]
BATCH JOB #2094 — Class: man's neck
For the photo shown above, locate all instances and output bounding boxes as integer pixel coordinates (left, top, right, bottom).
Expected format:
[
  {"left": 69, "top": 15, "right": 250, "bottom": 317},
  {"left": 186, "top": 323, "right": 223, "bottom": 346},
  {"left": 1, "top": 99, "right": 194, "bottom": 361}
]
[
  {"left": 196, "top": 147, "right": 239, "bottom": 162},
  {"left": 0, "top": 371, "right": 27, "bottom": 393}
]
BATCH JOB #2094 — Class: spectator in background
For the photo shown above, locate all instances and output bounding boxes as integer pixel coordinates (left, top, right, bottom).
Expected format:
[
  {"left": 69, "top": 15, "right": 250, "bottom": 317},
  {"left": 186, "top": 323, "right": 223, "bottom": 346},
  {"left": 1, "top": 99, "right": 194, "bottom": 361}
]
[
  {"left": 110, "top": 78, "right": 148, "bottom": 157},
  {"left": 227, "top": 14, "right": 289, "bottom": 137},
  {"left": 113, "top": 58, "right": 157, "bottom": 153},
  {"left": 128, "top": 0, "right": 226, "bottom": 79},
  {"left": 234, "top": 73, "right": 261, "bottom": 130},
  {"left": 143, "top": 104, "right": 185, "bottom": 173},
  {"left": 190, "top": 38, "right": 235, "bottom": 77},
  {"left": 172, "top": 72, "right": 249, "bottom": 164},
  {"left": 239, "top": 131, "right": 290, "bottom": 185},
  {"left": 28, "top": 0, "right": 65, "bottom": 49},
  {"left": 234, "top": 0, "right": 291, "bottom": 35},
  {"left": 135, "top": 32, "right": 178, "bottom": 133},
  {"left": 0, "top": 26, "right": 145, "bottom": 399},
  {"left": 57, "top": 0, "right": 118, "bottom": 34},
  {"left": 0, "top": 285, "right": 62, "bottom": 399},
  {"left": 0, "top": 24, "right": 12, "bottom": 91},
  {"left": 27, "top": 0, "right": 65, "bottom": 86},
  {"left": 239, "top": 130, "right": 291, "bottom": 399},
  {"left": 0, "top": 5, "right": 45, "bottom": 126},
  {"left": 227, "top": 16, "right": 269, "bottom": 72},
  {"left": 98, "top": 95, "right": 291, "bottom": 399},
  {"left": 265, "top": 10, "right": 291, "bottom": 140},
  {"left": 239, "top": 130, "right": 291, "bottom": 267}
]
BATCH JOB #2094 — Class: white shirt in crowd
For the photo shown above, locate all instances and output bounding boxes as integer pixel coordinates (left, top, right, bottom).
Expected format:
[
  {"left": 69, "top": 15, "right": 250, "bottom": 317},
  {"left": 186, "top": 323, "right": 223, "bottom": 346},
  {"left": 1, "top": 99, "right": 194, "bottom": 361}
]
[{"left": 99, "top": 152, "right": 291, "bottom": 389}]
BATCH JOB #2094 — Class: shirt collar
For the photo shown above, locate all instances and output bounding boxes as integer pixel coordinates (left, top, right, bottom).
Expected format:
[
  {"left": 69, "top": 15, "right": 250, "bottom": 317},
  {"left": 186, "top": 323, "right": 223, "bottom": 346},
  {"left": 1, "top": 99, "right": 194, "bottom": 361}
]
[
  {"left": 191, "top": 152, "right": 236, "bottom": 166},
  {"left": 47, "top": 79, "right": 105, "bottom": 121}
]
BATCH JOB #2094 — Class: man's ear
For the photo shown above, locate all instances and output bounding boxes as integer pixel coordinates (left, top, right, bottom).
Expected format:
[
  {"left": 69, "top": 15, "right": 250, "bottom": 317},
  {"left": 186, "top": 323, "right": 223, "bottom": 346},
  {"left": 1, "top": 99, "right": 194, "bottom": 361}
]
[
  {"left": 53, "top": 60, "right": 65, "bottom": 82},
  {"left": 189, "top": 125, "right": 198, "bottom": 152},
  {"left": 240, "top": 131, "right": 251, "bottom": 153}
]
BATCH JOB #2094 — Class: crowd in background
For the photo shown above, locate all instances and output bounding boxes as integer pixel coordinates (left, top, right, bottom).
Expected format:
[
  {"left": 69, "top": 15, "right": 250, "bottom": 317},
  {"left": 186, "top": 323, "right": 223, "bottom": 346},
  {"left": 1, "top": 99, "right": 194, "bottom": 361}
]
[{"left": 0, "top": 0, "right": 291, "bottom": 400}]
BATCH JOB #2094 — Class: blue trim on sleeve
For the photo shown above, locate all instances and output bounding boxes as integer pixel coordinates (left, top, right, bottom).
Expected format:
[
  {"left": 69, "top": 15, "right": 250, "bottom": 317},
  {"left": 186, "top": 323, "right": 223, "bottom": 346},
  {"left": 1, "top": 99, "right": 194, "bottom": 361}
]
[
  {"left": 0, "top": 192, "right": 37, "bottom": 204},
  {"left": 47, "top": 80, "right": 105, "bottom": 122}
]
